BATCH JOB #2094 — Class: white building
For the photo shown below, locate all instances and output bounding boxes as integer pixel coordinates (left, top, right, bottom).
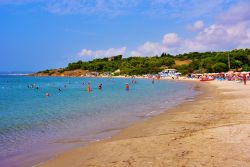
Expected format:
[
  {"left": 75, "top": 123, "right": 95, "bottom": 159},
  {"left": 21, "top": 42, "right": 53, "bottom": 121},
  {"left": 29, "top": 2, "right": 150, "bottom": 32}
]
[{"left": 159, "top": 69, "right": 181, "bottom": 78}]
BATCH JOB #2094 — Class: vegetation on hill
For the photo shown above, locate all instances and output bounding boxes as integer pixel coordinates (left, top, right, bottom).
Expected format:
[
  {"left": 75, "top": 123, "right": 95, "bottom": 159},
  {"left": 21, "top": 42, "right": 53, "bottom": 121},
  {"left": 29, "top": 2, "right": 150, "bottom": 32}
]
[{"left": 41, "top": 49, "right": 250, "bottom": 75}]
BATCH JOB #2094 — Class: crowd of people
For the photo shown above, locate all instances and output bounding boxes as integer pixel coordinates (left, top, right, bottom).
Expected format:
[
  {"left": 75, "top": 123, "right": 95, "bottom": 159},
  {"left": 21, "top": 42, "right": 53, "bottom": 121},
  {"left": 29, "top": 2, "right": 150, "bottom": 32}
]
[
  {"left": 187, "top": 72, "right": 250, "bottom": 85},
  {"left": 26, "top": 77, "right": 151, "bottom": 97}
]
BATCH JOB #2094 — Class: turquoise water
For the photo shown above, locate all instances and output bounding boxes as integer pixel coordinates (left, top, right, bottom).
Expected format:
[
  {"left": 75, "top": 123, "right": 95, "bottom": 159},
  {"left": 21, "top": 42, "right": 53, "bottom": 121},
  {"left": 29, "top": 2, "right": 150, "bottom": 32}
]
[{"left": 0, "top": 76, "right": 198, "bottom": 166}]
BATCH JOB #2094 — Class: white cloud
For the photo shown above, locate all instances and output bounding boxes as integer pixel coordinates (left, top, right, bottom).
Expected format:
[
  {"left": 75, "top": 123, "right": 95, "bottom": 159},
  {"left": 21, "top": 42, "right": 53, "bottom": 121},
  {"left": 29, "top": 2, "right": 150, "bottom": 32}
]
[
  {"left": 147, "top": 0, "right": 237, "bottom": 19},
  {"left": 77, "top": 1, "right": 250, "bottom": 58},
  {"left": 187, "top": 1, "right": 250, "bottom": 52},
  {"left": 187, "top": 20, "right": 204, "bottom": 31},
  {"left": 131, "top": 41, "right": 167, "bottom": 56},
  {"left": 131, "top": 1, "right": 250, "bottom": 55},
  {"left": 218, "top": 1, "right": 250, "bottom": 24},
  {"left": 78, "top": 49, "right": 93, "bottom": 56},
  {"left": 180, "top": 21, "right": 250, "bottom": 53},
  {"left": 46, "top": 0, "right": 140, "bottom": 16},
  {"left": 78, "top": 47, "right": 127, "bottom": 58},
  {"left": 162, "top": 33, "right": 179, "bottom": 45},
  {"left": 0, "top": 0, "right": 139, "bottom": 16},
  {"left": 79, "top": 20, "right": 250, "bottom": 58},
  {"left": 131, "top": 23, "right": 250, "bottom": 56},
  {"left": 1, "top": 0, "right": 239, "bottom": 19}
]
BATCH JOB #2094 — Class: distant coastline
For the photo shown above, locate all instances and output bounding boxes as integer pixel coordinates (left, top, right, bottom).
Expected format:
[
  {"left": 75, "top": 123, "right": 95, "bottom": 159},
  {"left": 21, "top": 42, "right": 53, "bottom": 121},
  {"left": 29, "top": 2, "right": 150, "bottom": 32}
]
[
  {"left": 28, "top": 69, "right": 89, "bottom": 77},
  {"left": 0, "top": 73, "right": 30, "bottom": 76},
  {"left": 0, "top": 71, "right": 34, "bottom": 76}
]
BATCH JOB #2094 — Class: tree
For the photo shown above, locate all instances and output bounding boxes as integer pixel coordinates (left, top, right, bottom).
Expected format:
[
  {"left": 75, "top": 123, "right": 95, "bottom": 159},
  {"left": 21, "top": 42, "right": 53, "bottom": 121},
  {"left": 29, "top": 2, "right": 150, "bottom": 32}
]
[
  {"left": 233, "top": 60, "right": 242, "bottom": 70},
  {"left": 176, "top": 64, "right": 189, "bottom": 74},
  {"left": 242, "top": 64, "right": 250, "bottom": 71},
  {"left": 199, "top": 57, "right": 215, "bottom": 72},
  {"left": 113, "top": 55, "right": 122, "bottom": 61},
  {"left": 161, "top": 57, "right": 175, "bottom": 66},
  {"left": 213, "top": 62, "right": 228, "bottom": 72}
]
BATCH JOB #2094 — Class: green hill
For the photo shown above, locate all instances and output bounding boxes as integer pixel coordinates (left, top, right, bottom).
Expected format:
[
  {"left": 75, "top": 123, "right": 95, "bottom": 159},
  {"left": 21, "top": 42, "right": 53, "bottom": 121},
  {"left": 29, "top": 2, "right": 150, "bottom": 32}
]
[{"left": 39, "top": 48, "right": 250, "bottom": 76}]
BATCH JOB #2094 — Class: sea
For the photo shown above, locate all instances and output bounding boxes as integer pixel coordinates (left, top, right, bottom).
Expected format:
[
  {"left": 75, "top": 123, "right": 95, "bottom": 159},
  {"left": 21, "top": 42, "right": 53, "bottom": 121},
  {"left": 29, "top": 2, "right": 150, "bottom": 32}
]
[{"left": 0, "top": 75, "right": 199, "bottom": 167}]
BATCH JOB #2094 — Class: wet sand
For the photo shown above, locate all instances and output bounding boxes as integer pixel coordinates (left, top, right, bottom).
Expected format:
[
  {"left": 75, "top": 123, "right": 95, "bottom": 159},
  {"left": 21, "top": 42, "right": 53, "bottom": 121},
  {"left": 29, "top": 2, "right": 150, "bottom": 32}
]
[{"left": 39, "top": 81, "right": 250, "bottom": 167}]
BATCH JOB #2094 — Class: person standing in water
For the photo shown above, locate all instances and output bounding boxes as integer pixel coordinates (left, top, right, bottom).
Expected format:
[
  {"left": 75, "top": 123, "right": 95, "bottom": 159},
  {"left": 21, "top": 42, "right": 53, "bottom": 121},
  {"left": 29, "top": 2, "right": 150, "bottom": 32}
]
[
  {"left": 87, "top": 82, "right": 91, "bottom": 92},
  {"left": 152, "top": 78, "right": 155, "bottom": 84},
  {"left": 125, "top": 83, "right": 129, "bottom": 91}
]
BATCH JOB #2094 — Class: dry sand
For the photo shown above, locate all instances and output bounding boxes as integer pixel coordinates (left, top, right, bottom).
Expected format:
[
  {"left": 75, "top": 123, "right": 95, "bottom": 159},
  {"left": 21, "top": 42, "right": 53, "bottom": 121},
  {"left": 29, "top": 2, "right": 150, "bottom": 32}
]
[{"left": 39, "top": 81, "right": 250, "bottom": 167}]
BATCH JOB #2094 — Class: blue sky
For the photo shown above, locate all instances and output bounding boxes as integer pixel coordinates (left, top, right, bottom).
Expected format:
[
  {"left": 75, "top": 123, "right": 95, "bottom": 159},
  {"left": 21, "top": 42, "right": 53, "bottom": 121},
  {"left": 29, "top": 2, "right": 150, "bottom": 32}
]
[{"left": 0, "top": 0, "right": 249, "bottom": 71}]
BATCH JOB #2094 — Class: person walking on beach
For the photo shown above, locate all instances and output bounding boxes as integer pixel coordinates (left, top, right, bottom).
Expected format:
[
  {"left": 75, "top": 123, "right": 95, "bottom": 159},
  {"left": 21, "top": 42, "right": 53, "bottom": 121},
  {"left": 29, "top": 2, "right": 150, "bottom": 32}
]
[{"left": 243, "top": 74, "right": 247, "bottom": 85}]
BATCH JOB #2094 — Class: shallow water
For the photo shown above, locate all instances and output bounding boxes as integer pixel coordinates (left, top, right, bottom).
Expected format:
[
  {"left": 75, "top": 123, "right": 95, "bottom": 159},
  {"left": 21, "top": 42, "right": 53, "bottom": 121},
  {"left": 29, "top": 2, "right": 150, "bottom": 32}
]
[{"left": 0, "top": 76, "right": 199, "bottom": 166}]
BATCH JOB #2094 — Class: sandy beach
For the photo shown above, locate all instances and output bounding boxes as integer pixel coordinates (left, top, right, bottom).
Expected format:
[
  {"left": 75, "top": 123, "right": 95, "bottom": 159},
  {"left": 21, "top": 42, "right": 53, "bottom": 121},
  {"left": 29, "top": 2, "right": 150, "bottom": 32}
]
[{"left": 39, "top": 80, "right": 250, "bottom": 167}]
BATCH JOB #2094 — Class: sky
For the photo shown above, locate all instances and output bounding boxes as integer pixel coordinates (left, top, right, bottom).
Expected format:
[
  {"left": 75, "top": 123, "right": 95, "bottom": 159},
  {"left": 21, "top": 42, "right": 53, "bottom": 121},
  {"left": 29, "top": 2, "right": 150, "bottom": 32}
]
[{"left": 0, "top": 0, "right": 250, "bottom": 71}]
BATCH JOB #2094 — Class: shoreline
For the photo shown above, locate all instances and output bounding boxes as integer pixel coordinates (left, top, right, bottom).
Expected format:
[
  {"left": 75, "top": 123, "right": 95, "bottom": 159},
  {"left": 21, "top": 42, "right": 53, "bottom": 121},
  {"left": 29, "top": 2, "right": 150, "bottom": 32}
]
[
  {"left": 0, "top": 77, "right": 198, "bottom": 167},
  {"left": 39, "top": 80, "right": 250, "bottom": 167},
  {"left": 36, "top": 80, "right": 206, "bottom": 167}
]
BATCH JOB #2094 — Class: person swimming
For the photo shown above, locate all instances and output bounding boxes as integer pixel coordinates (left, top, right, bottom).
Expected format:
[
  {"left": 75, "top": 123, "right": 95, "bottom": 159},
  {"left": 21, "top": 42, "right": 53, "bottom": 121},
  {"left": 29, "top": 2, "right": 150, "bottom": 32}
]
[
  {"left": 98, "top": 83, "right": 102, "bottom": 90},
  {"left": 58, "top": 88, "right": 62, "bottom": 91},
  {"left": 45, "top": 92, "right": 50, "bottom": 97},
  {"left": 31, "top": 84, "right": 36, "bottom": 88}
]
